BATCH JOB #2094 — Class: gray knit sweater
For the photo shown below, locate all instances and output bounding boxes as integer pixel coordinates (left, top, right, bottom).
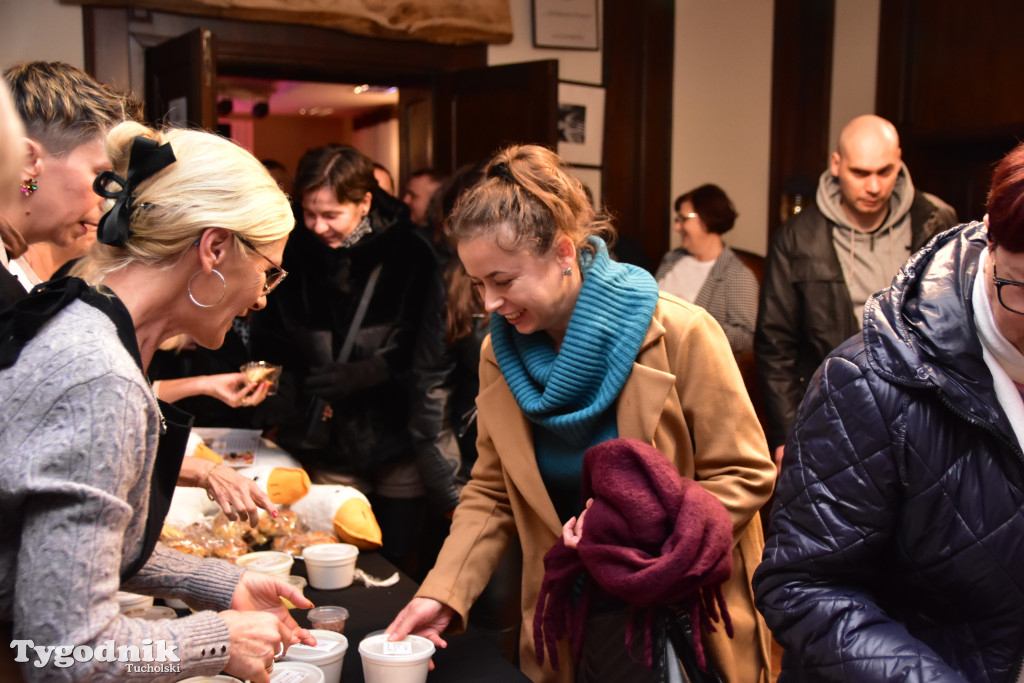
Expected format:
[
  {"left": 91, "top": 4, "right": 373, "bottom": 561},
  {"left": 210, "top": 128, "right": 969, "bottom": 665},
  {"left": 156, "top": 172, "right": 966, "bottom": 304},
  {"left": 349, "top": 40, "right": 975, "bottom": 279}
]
[{"left": 0, "top": 300, "right": 244, "bottom": 681}]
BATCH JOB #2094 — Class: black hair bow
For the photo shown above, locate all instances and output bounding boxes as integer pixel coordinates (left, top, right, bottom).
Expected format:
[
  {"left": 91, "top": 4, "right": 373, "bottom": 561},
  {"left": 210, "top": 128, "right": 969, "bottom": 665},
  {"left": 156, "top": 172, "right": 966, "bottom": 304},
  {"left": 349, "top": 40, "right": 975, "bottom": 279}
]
[
  {"left": 488, "top": 161, "right": 513, "bottom": 182},
  {"left": 93, "top": 136, "right": 176, "bottom": 247}
]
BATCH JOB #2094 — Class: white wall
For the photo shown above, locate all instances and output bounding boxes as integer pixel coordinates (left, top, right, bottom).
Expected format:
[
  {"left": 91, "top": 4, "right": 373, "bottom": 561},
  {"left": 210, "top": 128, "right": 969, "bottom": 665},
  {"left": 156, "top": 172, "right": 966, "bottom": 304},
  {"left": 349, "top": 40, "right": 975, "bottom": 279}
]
[
  {"left": 829, "top": 0, "right": 881, "bottom": 156},
  {"left": 487, "top": 0, "right": 602, "bottom": 86},
  {"left": 671, "top": 0, "right": 775, "bottom": 255},
  {"left": 0, "top": 1, "right": 84, "bottom": 69}
]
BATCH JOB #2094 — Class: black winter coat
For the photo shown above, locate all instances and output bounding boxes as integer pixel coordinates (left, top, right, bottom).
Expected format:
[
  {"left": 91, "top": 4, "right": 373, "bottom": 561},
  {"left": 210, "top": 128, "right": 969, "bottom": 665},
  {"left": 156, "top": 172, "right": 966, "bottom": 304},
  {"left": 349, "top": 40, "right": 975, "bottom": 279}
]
[
  {"left": 755, "top": 192, "right": 955, "bottom": 448},
  {"left": 754, "top": 222, "right": 1024, "bottom": 682},
  {"left": 256, "top": 190, "right": 438, "bottom": 475}
]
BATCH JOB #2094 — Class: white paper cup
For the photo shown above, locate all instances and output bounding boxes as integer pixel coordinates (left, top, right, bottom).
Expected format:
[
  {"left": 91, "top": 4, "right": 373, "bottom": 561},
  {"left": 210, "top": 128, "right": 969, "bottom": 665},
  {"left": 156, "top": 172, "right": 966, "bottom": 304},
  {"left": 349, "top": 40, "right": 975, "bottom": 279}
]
[
  {"left": 283, "top": 629, "right": 348, "bottom": 683},
  {"left": 236, "top": 550, "right": 294, "bottom": 577},
  {"left": 116, "top": 591, "right": 154, "bottom": 613},
  {"left": 358, "top": 634, "right": 434, "bottom": 683},
  {"left": 271, "top": 660, "right": 325, "bottom": 682},
  {"left": 302, "top": 543, "right": 359, "bottom": 590}
]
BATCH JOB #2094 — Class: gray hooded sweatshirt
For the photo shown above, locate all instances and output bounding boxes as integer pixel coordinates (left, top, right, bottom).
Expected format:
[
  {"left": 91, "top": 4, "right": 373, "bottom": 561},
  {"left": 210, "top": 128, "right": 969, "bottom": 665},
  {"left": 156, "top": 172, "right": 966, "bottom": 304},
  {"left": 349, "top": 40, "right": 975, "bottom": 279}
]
[{"left": 817, "top": 163, "right": 916, "bottom": 327}]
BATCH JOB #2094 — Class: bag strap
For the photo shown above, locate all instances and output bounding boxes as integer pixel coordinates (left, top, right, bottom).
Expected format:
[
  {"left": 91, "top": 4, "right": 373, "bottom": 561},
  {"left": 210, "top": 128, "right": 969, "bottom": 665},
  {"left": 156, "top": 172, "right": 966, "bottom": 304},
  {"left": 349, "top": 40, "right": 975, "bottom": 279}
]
[{"left": 336, "top": 263, "right": 383, "bottom": 363}]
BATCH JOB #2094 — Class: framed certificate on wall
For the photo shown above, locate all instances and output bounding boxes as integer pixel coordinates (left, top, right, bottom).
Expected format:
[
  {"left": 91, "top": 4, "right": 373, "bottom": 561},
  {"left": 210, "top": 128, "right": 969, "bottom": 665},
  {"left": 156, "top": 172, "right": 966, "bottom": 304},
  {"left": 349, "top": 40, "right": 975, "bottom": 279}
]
[{"left": 532, "top": 0, "right": 600, "bottom": 50}]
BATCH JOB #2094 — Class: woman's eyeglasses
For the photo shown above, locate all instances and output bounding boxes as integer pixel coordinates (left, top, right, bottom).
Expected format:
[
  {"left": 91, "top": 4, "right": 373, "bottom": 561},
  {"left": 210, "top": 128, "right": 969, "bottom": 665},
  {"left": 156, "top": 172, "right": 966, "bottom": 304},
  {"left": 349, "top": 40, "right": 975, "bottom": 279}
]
[
  {"left": 235, "top": 234, "right": 288, "bottom": 294},
  {"left": 992, "top": 250, "right": 1024, "bottom": 315}
]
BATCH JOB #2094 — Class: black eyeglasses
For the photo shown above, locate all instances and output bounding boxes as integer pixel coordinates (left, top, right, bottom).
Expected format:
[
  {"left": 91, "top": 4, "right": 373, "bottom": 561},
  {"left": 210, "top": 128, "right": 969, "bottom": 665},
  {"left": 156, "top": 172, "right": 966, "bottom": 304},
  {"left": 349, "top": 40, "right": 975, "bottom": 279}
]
[
  {"left": 235, "top": 234, "right": 288, "bottom": 294},
  {"left": 992, "top": 258, "right": 1024, "bottom": 316}
]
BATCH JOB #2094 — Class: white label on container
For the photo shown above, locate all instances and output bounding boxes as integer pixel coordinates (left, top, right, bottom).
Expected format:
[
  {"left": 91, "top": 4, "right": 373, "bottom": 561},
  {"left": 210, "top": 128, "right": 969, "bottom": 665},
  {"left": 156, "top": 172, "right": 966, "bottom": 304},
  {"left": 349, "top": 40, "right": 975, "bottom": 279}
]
[
  {"left": 382, "top": 641, "right": 413, "bottom": 655},
  {"left": 272, "top": 671, "right": 309, "bottom": 683},
  {"left": 293, "top": 640, "right": 341, "bottom": 653}
]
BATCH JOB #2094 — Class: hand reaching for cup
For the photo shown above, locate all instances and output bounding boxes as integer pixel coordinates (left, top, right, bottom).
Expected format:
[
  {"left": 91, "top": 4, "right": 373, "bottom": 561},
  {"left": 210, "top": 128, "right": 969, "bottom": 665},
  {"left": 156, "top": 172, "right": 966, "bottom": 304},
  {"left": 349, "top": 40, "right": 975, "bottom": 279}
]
[{"left": 222, "top": 571, "right": 317, "bottom": 681}]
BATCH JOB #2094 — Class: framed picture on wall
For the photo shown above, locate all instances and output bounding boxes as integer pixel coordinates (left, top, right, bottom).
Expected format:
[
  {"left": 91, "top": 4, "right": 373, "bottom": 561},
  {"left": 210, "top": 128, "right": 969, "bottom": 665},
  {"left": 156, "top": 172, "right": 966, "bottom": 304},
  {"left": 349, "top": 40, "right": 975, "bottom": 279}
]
[
  {"left": 532, "top": 0, "right": 599, "bottom": 50},
  {"left": 557, "top": 82, "right": 604, "bottom": 167}
]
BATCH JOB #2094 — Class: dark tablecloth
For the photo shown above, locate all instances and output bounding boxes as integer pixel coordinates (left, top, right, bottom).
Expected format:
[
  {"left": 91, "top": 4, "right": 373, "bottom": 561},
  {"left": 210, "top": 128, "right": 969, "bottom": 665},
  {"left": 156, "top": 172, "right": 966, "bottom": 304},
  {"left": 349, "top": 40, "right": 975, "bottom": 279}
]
[{"left": 293, "top": 551, "right": 529, "bottom": 683}]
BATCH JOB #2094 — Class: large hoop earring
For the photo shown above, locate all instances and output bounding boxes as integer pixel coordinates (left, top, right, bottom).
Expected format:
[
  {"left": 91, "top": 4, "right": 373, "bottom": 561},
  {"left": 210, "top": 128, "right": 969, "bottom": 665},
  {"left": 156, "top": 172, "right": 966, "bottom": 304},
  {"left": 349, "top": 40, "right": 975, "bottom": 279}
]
[{"left": 188, "top": 269, "right": 226, "bottom": 308}]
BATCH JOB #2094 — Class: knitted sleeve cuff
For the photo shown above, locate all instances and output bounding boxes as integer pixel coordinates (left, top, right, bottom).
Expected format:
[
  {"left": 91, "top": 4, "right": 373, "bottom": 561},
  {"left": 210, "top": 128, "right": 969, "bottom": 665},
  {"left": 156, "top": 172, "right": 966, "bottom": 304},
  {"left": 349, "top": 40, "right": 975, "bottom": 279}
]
[{"left": 166, "top": 611, "right": 233, "bottom": 678}]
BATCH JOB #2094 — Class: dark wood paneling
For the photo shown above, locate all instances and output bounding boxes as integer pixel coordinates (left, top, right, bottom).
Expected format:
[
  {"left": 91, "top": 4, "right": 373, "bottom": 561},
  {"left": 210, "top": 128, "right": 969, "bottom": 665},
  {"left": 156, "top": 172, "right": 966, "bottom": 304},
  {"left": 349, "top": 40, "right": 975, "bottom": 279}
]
[
  {"left": 601, "top": 0, "right": 674, "bottom": 269},
  {"left": 438, "top": 60, "right": 558, "bottom": 174},
  {"left": 878, "top": 0, "right": 1024, "bottom": 222},
  {"left": 767, "top": 0, "right": 834, "bottom": 241},
  {"left": 85, "top": 7, "right": 487, "bottom": 92}
]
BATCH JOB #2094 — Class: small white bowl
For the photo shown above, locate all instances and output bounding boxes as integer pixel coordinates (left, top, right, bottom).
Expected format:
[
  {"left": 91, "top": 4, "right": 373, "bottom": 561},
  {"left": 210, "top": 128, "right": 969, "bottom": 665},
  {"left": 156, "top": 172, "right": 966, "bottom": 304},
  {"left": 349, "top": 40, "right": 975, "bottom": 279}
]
[
  {"left": 236, "top": 550, "right": 294, "bottom": 577},
  {"left": 302, "top": 543, "right": 359, "bottom": 590}
]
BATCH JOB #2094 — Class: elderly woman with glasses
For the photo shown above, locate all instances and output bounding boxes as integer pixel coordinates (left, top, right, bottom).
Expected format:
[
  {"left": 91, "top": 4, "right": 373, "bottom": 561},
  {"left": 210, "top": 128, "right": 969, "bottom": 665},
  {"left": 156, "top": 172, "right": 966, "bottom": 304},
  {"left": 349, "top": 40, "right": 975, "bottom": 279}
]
[
  {"left": 654, "top": 184, "right": 759, "bottom": 355},
  {"left": 754, "top": 141, "right": 1024, "bottom": 682},
  {"left": 0, "top": 119, "right": 314, "bottom": 682}
]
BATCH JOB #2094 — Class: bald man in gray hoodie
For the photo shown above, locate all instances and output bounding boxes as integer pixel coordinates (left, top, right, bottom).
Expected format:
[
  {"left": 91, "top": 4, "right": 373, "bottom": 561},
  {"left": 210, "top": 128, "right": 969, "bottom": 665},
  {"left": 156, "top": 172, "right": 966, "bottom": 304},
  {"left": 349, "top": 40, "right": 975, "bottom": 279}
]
[{"left": 755, "top": 115, "right": 958, "bottom": 465}]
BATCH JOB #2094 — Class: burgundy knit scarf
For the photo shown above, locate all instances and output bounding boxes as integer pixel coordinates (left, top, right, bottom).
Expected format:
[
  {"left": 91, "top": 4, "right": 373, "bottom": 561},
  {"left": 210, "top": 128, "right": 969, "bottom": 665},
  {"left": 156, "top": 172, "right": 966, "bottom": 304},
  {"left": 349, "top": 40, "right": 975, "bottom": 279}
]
[{"left": 533, "top": 438, "right": 735, "bottom": 672}]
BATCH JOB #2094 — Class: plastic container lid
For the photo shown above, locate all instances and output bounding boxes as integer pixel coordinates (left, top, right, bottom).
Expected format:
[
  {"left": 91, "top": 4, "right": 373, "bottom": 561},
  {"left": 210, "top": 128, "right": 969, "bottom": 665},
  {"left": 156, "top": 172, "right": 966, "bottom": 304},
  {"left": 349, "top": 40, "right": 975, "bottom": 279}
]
[
  {"left": 236, "top": 550, "right": 294, "bottom": 576},
  {"left": 283, "top": 628, "right": 348, "bottom": 661},
  {"left": 302, "top": 544, "right": 358, "bottom": 566},
  {"left": 124, "top": 605, "right": 178, "bottom": 621},
  {"left": 116, "top": 591, "right": 154, "bottom": 613},
  {"left": 176, "top": 676, "right": 241, "bottom": 682},
  {"left": 271, "top": 660, "right": 325, "bottom": 682}
]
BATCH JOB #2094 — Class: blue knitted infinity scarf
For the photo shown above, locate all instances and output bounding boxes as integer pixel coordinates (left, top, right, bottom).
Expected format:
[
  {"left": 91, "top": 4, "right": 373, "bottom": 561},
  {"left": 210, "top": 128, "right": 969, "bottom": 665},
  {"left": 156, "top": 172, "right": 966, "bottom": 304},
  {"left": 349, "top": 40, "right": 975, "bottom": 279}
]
[{"left": 490, "top": 237, "right": 659, "bottom": 493}]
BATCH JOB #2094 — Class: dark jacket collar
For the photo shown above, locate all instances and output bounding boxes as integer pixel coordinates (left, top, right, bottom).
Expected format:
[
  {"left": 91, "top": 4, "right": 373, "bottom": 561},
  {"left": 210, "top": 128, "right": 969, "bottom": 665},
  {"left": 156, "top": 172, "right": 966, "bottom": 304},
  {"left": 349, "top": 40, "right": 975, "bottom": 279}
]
[{"left": 863, "top": 221, "right": 1016, "bottom": 443}]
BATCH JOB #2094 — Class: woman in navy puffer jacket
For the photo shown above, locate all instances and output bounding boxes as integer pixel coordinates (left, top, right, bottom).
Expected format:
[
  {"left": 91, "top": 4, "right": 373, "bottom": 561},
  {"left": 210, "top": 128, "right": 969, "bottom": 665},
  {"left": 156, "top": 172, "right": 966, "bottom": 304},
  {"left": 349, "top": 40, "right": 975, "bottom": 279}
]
[{"left": 754, "top": 180, "right": 1024, "bottom": 681}]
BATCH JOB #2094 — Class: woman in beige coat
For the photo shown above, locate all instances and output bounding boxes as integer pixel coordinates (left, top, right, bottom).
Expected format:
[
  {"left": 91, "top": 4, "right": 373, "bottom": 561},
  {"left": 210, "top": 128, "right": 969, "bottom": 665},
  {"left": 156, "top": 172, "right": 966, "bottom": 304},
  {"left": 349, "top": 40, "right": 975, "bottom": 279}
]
[{"left": 387, "top": 145, "right": 775, "bottom": 682}]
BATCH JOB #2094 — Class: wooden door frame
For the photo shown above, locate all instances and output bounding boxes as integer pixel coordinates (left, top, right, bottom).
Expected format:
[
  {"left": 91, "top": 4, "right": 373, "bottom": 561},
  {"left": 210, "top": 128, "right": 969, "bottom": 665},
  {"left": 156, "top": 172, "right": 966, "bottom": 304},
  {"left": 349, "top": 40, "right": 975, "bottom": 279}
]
[
  {"left": 601, "top": 0, "right": 674, "bottom": 269},
  {"left": 83, "top": 6, "right": 487, "bottom": 188},
  {"left": 85, "top": 4, "right": 675, "bottom": 259}
]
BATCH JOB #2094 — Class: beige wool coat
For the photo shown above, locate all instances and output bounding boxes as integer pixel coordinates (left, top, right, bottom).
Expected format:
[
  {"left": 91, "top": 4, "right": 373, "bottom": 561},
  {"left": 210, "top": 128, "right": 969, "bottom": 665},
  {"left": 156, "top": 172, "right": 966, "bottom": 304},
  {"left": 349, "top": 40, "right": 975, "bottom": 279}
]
[{"left": 417, "top": 293, "right": 776, "bottom": 682}]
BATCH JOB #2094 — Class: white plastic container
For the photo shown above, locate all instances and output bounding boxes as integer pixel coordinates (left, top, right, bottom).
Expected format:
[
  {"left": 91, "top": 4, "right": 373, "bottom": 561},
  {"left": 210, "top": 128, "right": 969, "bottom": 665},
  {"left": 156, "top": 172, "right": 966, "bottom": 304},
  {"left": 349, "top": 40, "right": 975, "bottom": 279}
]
[
  {"left": 116, "top": 591, "right": 154, "bottom": 613},
  {"left": 176, "top": 676, "right": 240, "bottom": 682},
  {"left": 235, "top": 550, "right": 294, "bottom": 577},
  {"left": 302, "top": 543, "right": 359, "bottom": 590},
  {"left": 271, "top": 660, "right": 325, "bottom": 683},
  {"left": 282, "top": 629, "right": 348, "bottom": 683},
  {"left": 124, "top": 605, "right": 177, "bottom": 621},
  {"left": 162, "top": 597, "right": 189, "bottom": 610},
  {"left": 358, "top": 634, "right": 434, "bottom": 683}
]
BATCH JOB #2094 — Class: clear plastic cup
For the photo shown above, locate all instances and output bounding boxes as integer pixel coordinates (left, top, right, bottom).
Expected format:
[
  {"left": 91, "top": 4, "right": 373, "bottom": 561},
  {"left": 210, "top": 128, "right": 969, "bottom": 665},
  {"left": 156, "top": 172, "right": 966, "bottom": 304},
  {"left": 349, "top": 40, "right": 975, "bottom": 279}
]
[
  {"left": 282, "top": 629, "right": 348, "bottom": 683},
  {"left": 302, "top": 543, "right": 358, "bottom": 590},
  {"left": 358, "top": 634, "right": 434, "bottom": 683},
  {"left": 306, "top": 606, "right": 349, "bottom": 635}
]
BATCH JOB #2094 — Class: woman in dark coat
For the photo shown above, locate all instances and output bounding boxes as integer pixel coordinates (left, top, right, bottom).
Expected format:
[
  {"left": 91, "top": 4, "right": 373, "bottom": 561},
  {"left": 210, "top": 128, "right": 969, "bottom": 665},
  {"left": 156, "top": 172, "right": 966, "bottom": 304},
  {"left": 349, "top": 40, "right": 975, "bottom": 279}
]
[{"left": 258, "top": 144, "right": 438, "bottom": 573}]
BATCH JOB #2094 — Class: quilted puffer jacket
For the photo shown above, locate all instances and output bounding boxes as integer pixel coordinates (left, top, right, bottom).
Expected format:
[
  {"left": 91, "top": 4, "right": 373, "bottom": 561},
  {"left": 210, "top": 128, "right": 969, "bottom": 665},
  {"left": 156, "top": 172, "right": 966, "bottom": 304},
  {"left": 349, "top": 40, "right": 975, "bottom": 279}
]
[{"left": 754, "top": 221, "right": 1024, "bottom": 682}]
